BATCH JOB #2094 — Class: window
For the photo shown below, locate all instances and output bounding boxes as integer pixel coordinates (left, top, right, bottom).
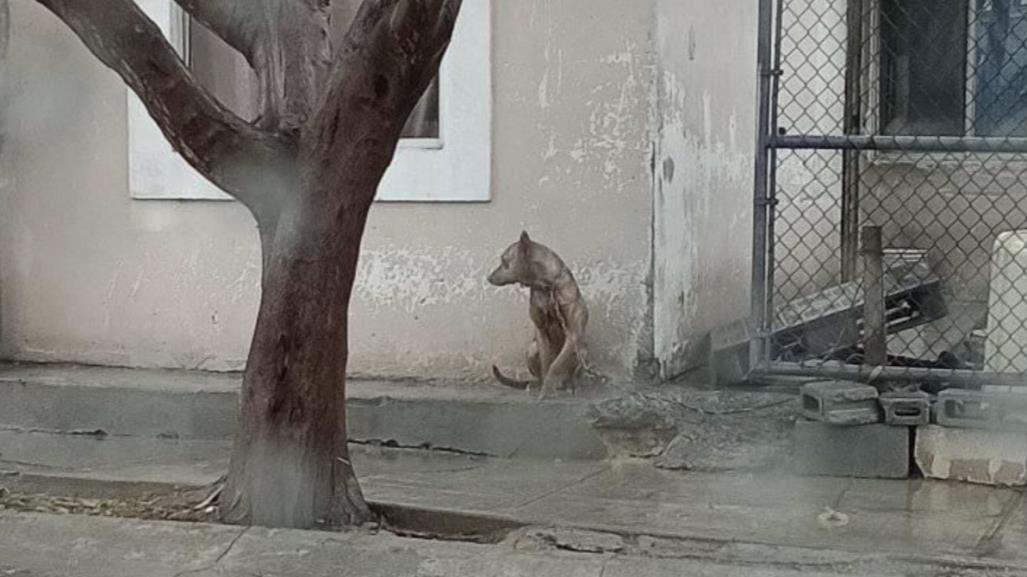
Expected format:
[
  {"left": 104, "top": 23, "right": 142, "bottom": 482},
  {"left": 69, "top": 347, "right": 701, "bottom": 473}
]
[
  {"left": 128, "top": 0, "right": 491, "bottom": 202},
  {"left": 880, "top": 0, "right": 1027, "bottom": 137}
]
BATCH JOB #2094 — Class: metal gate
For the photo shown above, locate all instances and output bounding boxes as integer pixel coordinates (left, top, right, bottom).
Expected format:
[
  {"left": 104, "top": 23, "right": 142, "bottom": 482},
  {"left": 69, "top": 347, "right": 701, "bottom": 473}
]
[{"left": 750, "top": 0, "right": 1027, "bottom": 388}]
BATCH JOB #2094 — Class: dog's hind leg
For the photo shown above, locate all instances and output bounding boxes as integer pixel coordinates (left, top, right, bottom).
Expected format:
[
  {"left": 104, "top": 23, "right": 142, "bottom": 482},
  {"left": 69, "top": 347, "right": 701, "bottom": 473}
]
[
  {"left": 540, "top": 337, "right": 578, "bottom": 400},
  {"left": 527, "top": 339, "right": 542, "bottom": 393},
  {"left": 536, "top": 329, "right": 557, "bottom": 395}
]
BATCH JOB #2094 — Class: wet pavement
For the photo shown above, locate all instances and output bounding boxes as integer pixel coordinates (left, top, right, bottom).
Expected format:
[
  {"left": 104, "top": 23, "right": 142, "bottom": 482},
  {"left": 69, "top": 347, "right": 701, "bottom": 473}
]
[
  {"left": 5, "top": 509, "right": 1023, "bottom": 577},
  {"left": 2, "top": 427, "right": 1027, "bottom": 569}
]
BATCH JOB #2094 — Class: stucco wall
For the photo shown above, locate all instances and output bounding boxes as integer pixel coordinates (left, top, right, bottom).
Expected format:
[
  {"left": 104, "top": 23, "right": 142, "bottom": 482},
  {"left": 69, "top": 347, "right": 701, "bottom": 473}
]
[
  {"left": 652, "top": 0, "right": 757, "bottom": 378},
  {"left": 0, "top": 0, "right": 655, "bottom": 380}
]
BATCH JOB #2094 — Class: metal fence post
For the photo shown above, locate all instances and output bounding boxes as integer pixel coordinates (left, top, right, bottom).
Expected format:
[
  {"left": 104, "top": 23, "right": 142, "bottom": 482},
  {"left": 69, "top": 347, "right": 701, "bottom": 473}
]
[
  {"left": 861, "top": 226, "right": 886, "bottom": 368},
  {"left": 749, "top": 0, "right": 775, "bottom": 374},
  {"left": 841, "top": 0, "right": 864, "bottom": 282}
]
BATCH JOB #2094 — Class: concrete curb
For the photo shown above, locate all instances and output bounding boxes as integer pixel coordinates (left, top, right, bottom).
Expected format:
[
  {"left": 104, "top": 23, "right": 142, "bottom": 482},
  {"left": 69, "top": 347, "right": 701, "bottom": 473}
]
[{"left": 0, "top": 371, "right": 608, "bottom": 460}]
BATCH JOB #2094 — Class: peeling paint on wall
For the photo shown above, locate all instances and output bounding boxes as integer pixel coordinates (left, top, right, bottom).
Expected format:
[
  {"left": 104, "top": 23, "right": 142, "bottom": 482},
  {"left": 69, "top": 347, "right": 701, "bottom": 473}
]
[
  {"left": 356, "top": 247, "right": 490, "bottom": 314},
  {"left": 652, "top": 0, "right": 757, "bottom": 380}
]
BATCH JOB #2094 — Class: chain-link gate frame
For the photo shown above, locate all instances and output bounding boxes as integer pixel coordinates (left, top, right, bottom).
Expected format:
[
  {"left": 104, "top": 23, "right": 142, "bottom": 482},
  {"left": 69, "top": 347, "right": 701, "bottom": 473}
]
[{"left": 750, "top": 0, "right": 1027, "bottom": 389}]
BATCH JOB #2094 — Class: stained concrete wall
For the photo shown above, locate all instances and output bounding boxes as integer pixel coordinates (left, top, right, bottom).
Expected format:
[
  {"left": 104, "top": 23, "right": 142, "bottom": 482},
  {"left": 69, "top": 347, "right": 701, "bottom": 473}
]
[
  {"left": 0, "top": 0, "right": 655, "bottom": 380},
  {"left": 652, "top": 0, "right": 757, "bottom": 378}
]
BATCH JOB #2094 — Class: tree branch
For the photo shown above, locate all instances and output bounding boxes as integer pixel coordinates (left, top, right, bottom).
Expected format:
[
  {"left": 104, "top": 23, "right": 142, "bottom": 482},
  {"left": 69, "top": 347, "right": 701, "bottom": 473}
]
[
  {"left": 175, "top": 1, "right": 333, "bottom": 133},
  {"left": 348, "top": 0, "right": 462, "bottom": 98},
  {"left": 250, "top": 0, "right": 332, "bottom": 131},
  {"left": 302, "top": 0, "right": 462, "bottom": 189},
  {"left": 34, "top": 0, "right": 296, "bottom": 218},
  {"left": 172, "top": 0, "right": 261, "bottom": 66}
]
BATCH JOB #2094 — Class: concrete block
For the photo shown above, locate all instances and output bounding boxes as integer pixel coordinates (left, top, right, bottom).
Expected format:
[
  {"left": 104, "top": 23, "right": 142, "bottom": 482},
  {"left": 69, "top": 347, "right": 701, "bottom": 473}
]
[
  {"left": 879, "top": 391, "right": 930, "bottom": 426},
  {"left": 934, "top": 389, "right": 1027, "bottom": 431},
  {"left": 793, "top": 420, "right": 909, "bottom": 479},
  {"left": 800, "top": 381, "right": 881, "bottom": 425},
  {"left": 915, "top": 425, "right": 1027, "bottom": 486},
  {"left": 710, "top": 318, "right": 752, "bottom": 387}
]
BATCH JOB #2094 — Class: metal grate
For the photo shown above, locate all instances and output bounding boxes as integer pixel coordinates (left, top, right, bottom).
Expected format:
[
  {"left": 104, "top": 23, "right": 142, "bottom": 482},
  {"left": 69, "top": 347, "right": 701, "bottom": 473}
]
[{"left": 751, "top": 0, "right": 1027, "bottom": 389}]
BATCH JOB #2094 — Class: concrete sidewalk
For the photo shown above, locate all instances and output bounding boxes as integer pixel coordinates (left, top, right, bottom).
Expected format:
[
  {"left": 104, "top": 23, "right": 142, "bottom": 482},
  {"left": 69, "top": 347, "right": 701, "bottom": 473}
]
[
  {"left": 3, "top": 427, "right": 1027, "bottom": 569},
  {"left": 4, "top": 509, "right": 1023, "bottom": 577}
]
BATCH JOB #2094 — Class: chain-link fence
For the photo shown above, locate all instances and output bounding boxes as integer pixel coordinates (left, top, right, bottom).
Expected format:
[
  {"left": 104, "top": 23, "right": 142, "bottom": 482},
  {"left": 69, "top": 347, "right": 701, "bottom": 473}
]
[{"left": 751, "top": 0, "right": 1027, "bottom": 388}]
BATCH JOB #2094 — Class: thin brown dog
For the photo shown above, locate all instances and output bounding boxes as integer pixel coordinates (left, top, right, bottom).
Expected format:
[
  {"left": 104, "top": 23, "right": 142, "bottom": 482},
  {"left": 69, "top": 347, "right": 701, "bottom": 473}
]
[{"left": 487, "top": 232, "right": 589, "bottom": 399}]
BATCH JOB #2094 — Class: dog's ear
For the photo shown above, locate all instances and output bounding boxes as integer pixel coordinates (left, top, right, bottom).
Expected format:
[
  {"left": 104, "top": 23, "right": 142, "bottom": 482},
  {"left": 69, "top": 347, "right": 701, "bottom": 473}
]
[{"left": 518, "top": 231, "right": 532, "bottom": 256}]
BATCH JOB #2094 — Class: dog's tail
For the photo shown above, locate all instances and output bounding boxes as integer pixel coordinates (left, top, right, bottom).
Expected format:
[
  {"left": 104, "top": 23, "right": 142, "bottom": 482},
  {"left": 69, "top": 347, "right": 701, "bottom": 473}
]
[{"left": 492, "top": 365, "right": 531, "bottom": 390}]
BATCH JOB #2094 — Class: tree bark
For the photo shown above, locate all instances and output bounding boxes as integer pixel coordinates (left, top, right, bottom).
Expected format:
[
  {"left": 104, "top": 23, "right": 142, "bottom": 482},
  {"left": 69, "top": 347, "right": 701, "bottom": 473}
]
[
  {"left": 221, "top": 193, "right": 376, "bottom": 527},
  {"left": 250, "top": 0, "right": 332, "bottom": 133}
]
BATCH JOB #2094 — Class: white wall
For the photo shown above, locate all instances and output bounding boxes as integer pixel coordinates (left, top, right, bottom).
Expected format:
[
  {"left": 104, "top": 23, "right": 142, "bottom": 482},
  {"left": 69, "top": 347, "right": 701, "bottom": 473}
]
[
  {"left": 0, "top": 0, "right": 656, "bottom": 381},
  {"left": 652, "top": 0, "right": 758, "bottom": 378}
]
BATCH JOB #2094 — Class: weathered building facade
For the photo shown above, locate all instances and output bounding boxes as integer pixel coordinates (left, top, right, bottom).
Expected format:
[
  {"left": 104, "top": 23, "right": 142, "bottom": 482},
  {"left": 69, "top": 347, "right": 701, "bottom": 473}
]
[{"left": 0, "top": 0, "right": 758, "bottom": 383}]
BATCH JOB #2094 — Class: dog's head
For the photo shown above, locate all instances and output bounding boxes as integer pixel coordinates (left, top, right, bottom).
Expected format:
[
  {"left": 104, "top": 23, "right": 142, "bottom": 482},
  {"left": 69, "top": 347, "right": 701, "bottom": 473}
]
[{"left": 488, "top": 231, "right": 534, "bottom": 287}]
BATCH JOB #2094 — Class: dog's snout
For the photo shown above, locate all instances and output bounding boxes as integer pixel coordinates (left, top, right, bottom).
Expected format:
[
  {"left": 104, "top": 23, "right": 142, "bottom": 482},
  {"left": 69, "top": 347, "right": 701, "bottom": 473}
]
[{"left": 488, "top": 266, "right": 512, "bottom": 286}]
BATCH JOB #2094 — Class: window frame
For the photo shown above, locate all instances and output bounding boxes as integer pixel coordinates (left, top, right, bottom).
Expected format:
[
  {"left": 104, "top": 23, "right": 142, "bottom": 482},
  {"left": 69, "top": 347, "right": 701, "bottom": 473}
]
[
  {"left": 127, "top": 0, "right": 492, "bottom": 203},
  {"left": 876, "top": 0, "right": 971, "bottom": 137},
  {"left": 872, "top": 0, "right": 1027, "bottom": 140},
  {"left": 865, "top": 0, "right": 1016, "bottom": 168}
]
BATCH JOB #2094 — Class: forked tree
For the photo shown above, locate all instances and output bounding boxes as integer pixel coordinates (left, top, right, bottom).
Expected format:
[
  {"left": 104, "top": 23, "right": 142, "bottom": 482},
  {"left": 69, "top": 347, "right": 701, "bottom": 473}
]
[{"left": 18, "top": 0, "right": 463, "bottom": 528}]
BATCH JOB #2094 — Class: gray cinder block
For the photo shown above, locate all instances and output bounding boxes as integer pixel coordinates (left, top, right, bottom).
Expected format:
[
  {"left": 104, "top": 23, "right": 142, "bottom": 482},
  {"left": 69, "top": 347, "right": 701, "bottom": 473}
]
[
  {"left": 800, "top": 381, "right": 881, "bottom": 425},
  {"left": 934, "top": 389, "right": 1027, "bottom": 431},
  {"left": 879, "top": 391, "right": 930, "bottom": 426},
  {"left": 793, "top": 420, "right": 910, "bottom": 479}
]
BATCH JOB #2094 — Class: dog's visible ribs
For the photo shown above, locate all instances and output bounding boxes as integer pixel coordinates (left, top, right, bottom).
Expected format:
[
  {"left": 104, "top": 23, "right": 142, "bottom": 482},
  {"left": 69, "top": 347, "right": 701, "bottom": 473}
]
[{"left": 487, "top": 231, "right": 589, "bottom": 399}]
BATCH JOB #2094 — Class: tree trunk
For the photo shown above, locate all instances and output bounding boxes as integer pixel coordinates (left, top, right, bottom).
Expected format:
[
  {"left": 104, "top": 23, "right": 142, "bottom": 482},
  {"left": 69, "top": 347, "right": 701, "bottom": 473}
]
[
  {"left": 31, "top": 0, "right": 464, "bottom": 530},
  {"left": 214, "top": 0, "right": 462, "bottom": 529},
  {"left": 221, "top": 185, "right": 375, "bottom": 528}
]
